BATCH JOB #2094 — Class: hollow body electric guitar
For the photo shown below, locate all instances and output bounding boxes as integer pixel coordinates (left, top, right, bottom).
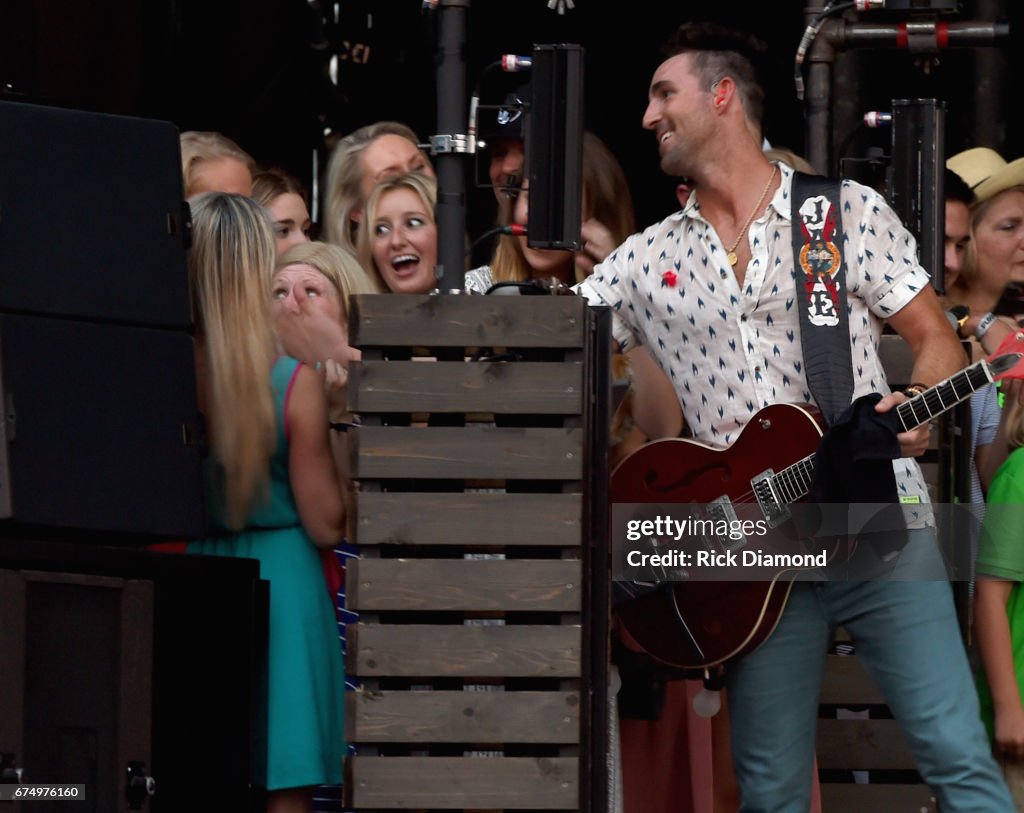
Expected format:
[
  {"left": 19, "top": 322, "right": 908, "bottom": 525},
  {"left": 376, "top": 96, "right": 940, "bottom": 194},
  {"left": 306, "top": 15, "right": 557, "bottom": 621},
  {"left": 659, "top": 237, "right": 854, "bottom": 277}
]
[{"left": 612, "top": 351, "right": 1021, "bottom": 670}]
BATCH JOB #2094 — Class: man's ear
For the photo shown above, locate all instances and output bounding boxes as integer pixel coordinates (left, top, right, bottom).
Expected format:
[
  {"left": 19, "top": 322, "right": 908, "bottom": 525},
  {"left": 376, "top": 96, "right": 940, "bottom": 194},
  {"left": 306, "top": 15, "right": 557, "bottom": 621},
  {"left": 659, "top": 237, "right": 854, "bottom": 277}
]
[{"left": 713, "top": 77, "right": 735, "bottom": 111}]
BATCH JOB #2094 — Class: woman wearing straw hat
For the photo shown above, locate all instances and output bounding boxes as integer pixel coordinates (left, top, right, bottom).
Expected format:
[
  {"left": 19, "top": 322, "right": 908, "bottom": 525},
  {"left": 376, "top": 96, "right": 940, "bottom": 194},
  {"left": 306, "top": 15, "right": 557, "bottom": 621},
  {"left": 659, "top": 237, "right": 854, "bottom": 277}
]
[
  {"left": 947, "top": 147, "right": 1024, "bottom": 333},
  {"left": 949, "top": 147, "right": 1024, "bottom": 808}
]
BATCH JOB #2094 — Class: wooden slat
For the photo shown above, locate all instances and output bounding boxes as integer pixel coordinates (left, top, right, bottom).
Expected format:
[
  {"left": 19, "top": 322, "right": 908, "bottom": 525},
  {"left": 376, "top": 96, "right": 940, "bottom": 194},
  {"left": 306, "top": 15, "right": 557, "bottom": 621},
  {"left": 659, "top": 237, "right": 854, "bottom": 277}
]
[
  {"left": 819, "top": 783, "right": 933, "bottom": 812},
  {"left": 350, "top": 624, "right": 580, "bottom": 677},
  {"left": 356, "top": 492, "right": 582, "bottom": 546},
  {"left": 349, "top": 294, "right": 586, "bottom": 349},
  {"left": 348, "top": 559, "right": 581, "bottom": 612},
  {"left": 815, "top": 719, "right": 916, "bottom": 770},
  {"left": 352, "top": 426, "right": 583, "bottom": 480},
  {"left": 819, "top": 654, "right": 885, "bottom": 705},
  {"left": 878, "top": 334, "right": 914, "bottom": 386},
  {"left": 350, "top": 360, "right": 583, "bottom": 414},
  {"left": 349, "top": 756, "right": 578, "bottom": 809},
  {"left": 348, "top": 690, "right": 579, "bottom": 743}
]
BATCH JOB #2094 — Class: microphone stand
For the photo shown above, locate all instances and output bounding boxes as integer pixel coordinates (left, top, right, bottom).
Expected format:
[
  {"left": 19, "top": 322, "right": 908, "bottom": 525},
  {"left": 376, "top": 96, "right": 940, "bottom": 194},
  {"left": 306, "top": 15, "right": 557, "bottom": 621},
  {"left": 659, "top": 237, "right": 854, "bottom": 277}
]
[{"left": 431, "top": 0, "right": 470, "bottom": 293}]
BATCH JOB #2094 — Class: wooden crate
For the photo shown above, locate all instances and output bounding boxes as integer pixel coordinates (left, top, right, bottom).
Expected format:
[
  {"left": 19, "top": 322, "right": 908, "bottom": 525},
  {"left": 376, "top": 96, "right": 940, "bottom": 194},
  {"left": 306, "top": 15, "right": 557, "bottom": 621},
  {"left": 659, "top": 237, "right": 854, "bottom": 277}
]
[{"left": 344, "top": 294, "right": 610, "bottom": 812}]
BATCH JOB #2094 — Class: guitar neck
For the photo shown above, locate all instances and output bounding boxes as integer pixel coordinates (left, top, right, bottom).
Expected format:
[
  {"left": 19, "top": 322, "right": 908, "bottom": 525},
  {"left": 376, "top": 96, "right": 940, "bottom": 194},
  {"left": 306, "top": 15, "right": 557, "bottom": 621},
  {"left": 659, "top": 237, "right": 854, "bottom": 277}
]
[
  {"left": 894, "top": 361, "right": 994, "bottom": 432},
  {"left": 769, "top": 357, "right": 997, "bottom": 506}
]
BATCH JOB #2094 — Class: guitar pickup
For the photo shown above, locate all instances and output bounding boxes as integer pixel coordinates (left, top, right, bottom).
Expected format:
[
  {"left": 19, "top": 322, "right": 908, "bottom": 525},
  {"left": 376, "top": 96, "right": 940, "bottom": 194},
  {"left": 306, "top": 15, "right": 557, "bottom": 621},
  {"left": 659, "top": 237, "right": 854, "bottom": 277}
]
[
  {"left": 706, "top": 496, "right": 746, "bottom": 552},
  {"left": 751, "top": 471, "right": 791, "bottom": 528}
]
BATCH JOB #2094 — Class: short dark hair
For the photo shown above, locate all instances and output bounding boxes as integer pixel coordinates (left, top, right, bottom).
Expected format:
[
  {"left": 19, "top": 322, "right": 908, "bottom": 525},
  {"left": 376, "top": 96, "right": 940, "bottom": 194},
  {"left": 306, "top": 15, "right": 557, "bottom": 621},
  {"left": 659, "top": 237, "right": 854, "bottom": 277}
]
[
  {"left": 662, "top": 22, "right": 767, "bottom": 127},
  {"left": 944, "top": 168, "right": 974, "bottom": 206}
]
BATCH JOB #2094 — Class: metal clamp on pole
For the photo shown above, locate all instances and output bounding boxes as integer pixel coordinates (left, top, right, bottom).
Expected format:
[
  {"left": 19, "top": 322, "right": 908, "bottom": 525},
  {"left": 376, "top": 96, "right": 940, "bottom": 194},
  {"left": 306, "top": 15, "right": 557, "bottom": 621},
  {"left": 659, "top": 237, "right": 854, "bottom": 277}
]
[{"left": 428, "top": 133, "right": 477, "bottom": 155}]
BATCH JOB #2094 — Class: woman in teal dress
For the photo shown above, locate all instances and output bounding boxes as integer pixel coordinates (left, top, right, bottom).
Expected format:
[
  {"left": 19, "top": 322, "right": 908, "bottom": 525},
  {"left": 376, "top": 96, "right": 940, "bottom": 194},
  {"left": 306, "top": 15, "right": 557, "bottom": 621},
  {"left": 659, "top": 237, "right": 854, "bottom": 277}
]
[{"left": 186, "top": 192, "right": 347, "bottom": 813}]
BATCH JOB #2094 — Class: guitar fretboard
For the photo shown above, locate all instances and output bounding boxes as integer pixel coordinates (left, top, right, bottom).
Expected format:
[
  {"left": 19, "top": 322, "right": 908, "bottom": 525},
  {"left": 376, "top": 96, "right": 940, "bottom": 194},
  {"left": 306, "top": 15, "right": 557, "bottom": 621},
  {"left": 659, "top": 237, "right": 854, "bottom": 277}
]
[
  {"left": 894, "top": 363, "right": 992, "bottom": 432},
  {"left": 768, "top": 358, "right": 995, "bottom": 504}
]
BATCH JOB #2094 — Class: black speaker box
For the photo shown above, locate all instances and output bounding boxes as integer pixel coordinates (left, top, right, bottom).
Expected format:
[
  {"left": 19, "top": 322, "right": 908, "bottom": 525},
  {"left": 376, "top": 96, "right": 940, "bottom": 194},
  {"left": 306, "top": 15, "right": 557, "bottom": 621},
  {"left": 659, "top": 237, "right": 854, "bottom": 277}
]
[
  {"left": 526, "top": 43, "right": 585, "bottom": 251},
  {"left": 0, "top": 314, "right": 205, "bottom": 538},
  {"left": 0, "top": 100, "right": 190, "bottom": 328},
  {"left": 0, "top": 539, "right": 268, "bottom": 812}
]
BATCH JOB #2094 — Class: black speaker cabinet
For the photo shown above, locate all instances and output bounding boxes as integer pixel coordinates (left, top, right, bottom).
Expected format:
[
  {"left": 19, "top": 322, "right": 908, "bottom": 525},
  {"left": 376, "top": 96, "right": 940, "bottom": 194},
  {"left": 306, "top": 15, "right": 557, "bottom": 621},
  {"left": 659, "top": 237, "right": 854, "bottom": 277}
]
[
  {"left": 0, "top": 539, "right": 268, "bottom": 813},
  {"left": 0, "top": 101, "right": 190, "bottom": 328},
  {"left": 0, "top": 314, "right": 205, "bottom": 538},
  {"left": 526, "top": 43, "right": 584, "bottom": 250}
]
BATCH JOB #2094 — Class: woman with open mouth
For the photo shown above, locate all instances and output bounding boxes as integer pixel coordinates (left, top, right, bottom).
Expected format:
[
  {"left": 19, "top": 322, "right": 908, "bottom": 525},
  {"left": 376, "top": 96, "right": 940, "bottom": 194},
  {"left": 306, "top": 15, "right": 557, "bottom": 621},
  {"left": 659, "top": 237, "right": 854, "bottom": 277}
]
[{"left": 356, "top": 172, "right": 440, "bottom": 295}]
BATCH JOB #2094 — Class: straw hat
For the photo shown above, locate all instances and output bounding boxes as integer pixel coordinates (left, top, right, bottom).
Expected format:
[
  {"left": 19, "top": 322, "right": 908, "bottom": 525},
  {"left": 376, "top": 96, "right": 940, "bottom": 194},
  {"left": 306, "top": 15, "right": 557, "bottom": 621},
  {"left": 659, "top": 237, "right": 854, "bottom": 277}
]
[{"left": 947, "top": 147, "right": 1024, "bottom": 204}]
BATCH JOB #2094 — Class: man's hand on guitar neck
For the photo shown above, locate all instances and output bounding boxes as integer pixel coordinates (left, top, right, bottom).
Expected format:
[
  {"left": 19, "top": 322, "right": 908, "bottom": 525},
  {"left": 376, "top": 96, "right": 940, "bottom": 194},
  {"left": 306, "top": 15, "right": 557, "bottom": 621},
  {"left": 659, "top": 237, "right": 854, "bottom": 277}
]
[
  {"left": 874, "top": 390, "right": 932, "bottom": 458},
  {"left": 881, "top": 285, "right": 967, "bottom": 459}
]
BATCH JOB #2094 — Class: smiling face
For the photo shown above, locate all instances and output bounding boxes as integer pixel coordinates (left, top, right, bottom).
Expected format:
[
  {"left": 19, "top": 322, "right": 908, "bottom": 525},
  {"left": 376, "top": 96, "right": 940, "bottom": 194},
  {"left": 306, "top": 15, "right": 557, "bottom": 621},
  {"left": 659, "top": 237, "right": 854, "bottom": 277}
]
[
  {"left": 267, "top": 192, "right": 312, "bottom": 255},
  {"left": 974, "top": 188, "right": 1024, "bottom": 289},
  {"left": 642, "top": 53, "right": 714, "bottom": 179},
  {"left": 370, "top": 187, "right": 438, "bottom": 294},
  {"left": 271, "top": 263, "right": 342, "bottom": 324}
]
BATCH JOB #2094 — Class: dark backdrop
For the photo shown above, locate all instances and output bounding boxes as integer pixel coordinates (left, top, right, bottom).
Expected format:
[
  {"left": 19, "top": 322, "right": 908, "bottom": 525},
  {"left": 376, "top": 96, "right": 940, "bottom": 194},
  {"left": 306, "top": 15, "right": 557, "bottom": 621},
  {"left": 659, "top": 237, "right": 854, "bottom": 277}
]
[{"left": 1, "top": 0, "right": 1020, "bottom": 233}]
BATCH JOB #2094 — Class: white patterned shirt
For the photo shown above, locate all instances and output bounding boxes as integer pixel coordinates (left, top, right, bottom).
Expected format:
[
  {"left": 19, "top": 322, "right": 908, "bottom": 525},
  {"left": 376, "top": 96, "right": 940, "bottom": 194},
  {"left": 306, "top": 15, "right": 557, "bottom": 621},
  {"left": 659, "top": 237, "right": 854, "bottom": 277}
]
[{"left": 577, "top": 162, "right": 932, "bottom": 508}]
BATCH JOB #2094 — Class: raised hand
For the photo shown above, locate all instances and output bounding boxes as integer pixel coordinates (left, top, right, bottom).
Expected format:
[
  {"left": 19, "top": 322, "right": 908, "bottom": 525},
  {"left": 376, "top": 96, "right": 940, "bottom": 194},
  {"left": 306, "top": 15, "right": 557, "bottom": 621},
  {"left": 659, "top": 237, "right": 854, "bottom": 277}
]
[
  {"left": 575, "top": 218, "right": 619, "bottom": 278},
  {"left": 276, "top": 293, "right": 351, "bottom": 369}
]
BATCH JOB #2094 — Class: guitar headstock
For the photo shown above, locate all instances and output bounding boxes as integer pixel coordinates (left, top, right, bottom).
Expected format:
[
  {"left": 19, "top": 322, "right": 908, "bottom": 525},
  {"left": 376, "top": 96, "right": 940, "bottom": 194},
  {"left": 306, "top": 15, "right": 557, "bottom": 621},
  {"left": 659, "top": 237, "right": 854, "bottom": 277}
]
[{"left": 987, "top": 330, "right": 1024, "bottom": 381}]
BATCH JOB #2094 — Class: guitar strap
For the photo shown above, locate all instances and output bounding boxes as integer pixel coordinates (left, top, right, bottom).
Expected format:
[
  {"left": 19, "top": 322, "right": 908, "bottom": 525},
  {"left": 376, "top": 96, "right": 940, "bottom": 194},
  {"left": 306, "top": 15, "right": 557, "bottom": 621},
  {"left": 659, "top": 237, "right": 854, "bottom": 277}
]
[{"left": 791, "top": 172, "right": 854, "bottom": 427}]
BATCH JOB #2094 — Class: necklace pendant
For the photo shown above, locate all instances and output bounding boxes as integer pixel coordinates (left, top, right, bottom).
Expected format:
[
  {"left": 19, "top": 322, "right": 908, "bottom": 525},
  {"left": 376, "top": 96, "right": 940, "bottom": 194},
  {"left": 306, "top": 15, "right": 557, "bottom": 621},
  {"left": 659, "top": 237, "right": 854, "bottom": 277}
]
[{"left": 727, "top": 251, "right": 738, "bottom": 267}]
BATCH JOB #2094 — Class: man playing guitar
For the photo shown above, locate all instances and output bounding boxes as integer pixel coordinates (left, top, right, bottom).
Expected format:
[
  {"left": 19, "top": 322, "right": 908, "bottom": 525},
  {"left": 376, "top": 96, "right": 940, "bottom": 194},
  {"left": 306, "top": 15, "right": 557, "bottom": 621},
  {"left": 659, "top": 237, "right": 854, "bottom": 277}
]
[{"left": 577, "top": 22, "right": 1014, "bottom": 812}]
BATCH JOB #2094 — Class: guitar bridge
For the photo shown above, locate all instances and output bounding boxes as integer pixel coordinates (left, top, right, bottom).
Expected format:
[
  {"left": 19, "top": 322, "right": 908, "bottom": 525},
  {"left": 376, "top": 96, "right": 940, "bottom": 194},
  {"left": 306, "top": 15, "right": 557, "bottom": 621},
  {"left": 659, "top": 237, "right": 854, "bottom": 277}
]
[{"left": 751, "top": 471, "right": 791, "bottom": 528}]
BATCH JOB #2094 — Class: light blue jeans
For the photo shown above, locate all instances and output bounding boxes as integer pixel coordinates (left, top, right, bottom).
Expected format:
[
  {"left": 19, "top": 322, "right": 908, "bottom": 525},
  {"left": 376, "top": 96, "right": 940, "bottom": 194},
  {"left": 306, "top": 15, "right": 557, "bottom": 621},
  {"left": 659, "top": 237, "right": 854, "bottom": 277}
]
[{"left": 725, "top": 529, "right": 1013, "bottom": 812}]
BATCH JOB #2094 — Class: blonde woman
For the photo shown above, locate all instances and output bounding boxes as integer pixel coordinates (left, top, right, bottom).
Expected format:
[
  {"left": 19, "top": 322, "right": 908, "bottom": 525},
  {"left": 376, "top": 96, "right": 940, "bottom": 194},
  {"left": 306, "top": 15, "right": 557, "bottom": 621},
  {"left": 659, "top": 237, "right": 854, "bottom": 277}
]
[
  {"left": 948, "top": 148, "right": 1024, "bottom": 326},
  {"left": 356, "top": 173, "right": 439, "bottom": 295},
  {"left": 272, "top": 240, "right": 375, "bottom": 366},
  {"left": 179, "top": 130, "right": 254, "bottom": 198},
  {"left": 272, "top": 240, "right": 375, "bottom": 465},
  {"left": 186, "top": 193, "right": 346, "bottom": 813},
  {"left": 323, "top": 121, "right": 434, "bottom": 253}
]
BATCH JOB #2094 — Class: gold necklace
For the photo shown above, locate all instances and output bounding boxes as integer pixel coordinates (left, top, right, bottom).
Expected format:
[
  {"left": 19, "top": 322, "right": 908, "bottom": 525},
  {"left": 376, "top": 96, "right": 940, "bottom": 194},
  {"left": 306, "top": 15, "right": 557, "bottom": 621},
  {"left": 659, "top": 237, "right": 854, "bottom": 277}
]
[{"left": 725, "top": 164, "right": 778, "bottom": 267}]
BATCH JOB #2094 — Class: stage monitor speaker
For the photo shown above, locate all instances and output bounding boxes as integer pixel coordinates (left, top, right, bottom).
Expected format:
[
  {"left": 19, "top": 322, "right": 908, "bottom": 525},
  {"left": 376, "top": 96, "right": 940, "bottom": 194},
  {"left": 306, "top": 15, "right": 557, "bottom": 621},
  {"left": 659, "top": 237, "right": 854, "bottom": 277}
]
[
  {"left": 0, "top": 101, "right": 190, "bottom": 328},
  {"left": 0, "top": 314, "right": 205, "bottom": 539},
  {"left": 527, "top": 43, "right": 584, "bottom": 250},
  {"left": 889, "top": 98, "right": 944, "bottom": 294}
]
